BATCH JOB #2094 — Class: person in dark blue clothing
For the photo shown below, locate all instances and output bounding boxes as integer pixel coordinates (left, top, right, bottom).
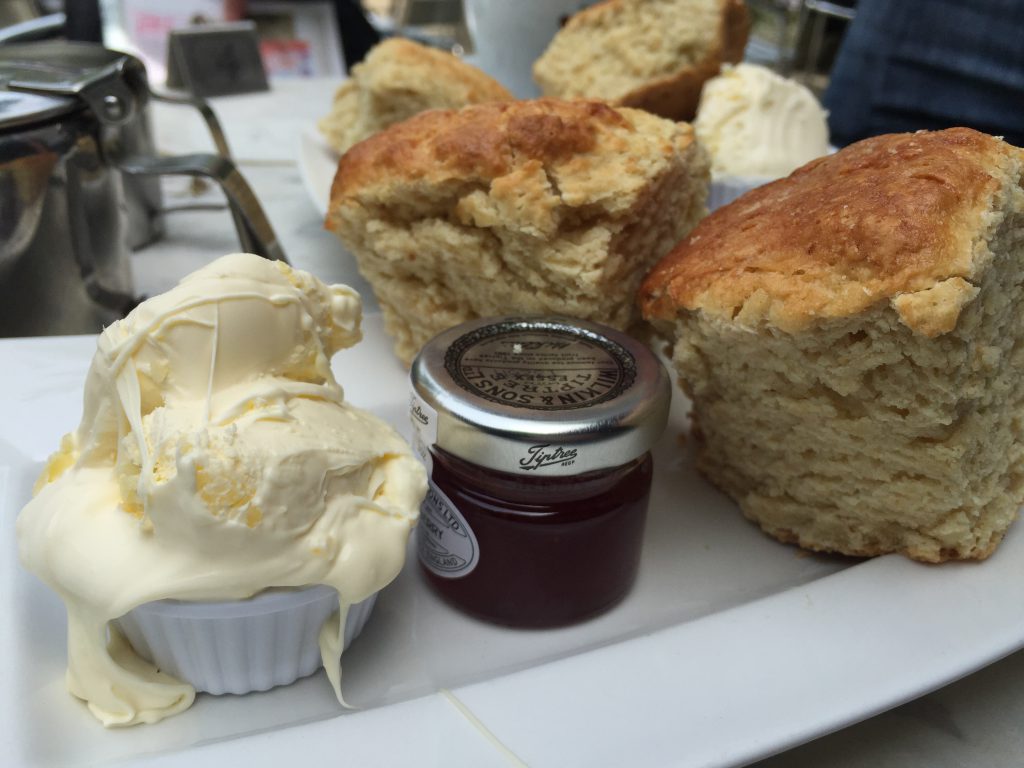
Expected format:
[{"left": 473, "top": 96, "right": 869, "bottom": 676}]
[{"left": 823, "top": 0, "right": 1024, "bottom": 147}]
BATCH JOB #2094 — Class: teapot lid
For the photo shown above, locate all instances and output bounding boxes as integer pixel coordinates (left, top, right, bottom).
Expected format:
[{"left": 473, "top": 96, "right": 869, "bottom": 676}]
[
  {"left": 0, "top": 41, "right": 147, "bottom": 129},
  {"left": 0, "top": 88, "right": 77, "bottom": 131}
]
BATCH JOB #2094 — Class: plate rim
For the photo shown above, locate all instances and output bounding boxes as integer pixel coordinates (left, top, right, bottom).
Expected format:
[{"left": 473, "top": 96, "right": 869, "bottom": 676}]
[{"left": 4, "top": 323, "right": 1024, "bottom": 768}]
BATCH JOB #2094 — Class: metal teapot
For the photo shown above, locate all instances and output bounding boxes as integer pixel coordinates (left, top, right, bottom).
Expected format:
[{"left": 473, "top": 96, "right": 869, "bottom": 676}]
[{"left": 0, "top": 41, "right": 285, "bottom": 336}]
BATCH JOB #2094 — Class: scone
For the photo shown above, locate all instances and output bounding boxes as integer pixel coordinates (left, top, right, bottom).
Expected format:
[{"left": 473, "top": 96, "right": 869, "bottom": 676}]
[
  {"left": 533, "top": 0, "right": 749, "bottom": 121},
  {"left": 318, "top": 37, "right": 513, "bottom": 155},
  {"left": 640, "top": 128, "right": 1024, "bottom": 562},
  {"left": 327, "top": 98, "right": 710, "bottom": 365}
]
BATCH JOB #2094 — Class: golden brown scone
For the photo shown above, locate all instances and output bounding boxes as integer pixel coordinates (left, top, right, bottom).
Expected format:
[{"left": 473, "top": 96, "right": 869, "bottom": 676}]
[
  {"left": 317, "top": 37, "right": 513, "bottom": 154},
  {"left": 640, "top": 128, "right": 1024, "bottom": 562},
  {"left": 327, "top": 98, "right": 709, "bottom": 365},
  {"left": 533, "top": 0, "right": 749, "bottom": 121}
]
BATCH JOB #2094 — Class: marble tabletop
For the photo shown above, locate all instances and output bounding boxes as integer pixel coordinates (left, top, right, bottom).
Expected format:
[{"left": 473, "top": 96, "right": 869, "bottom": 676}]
[{"left": 138, "top": 78, "right": 1023, "bottom": 768}]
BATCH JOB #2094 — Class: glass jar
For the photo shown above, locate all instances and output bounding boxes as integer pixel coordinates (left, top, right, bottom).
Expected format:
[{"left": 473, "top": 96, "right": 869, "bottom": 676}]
[{"left": 409, "top": 317, "right": 670, "bottom": 628}]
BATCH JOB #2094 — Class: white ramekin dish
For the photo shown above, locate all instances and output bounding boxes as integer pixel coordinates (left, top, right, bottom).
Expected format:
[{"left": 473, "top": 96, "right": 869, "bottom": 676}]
[
  {"left": 708, "top": 147, "right": 839, "bottom": 212},
  {"left": 115, "top": 586, "right": 377, "bottom": 695},
  {"left": 708, "top": 174, "right": 775, "bottom": 211}
]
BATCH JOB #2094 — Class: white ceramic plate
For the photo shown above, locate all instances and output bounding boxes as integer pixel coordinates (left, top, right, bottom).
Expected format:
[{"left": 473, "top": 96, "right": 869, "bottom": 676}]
[
  {"left": 298, "top": 126, "right": 338, "bottom": 219},
  {"left": 4, "top": 317, "right": 1024, "bottom": 768}
]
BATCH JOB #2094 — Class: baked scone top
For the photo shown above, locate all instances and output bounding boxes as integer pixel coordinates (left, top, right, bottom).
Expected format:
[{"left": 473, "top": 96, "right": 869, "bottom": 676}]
[
  {"left": 355, "top": 37, "right": 513, "bottom": 105},
  {"left": 640, "top": 128, "right": 1024, "bottom": 336},
  {"left": 329, "top": 98, "right": 699, "bottom": 234},
  {"left": 532, "top": 0, "right": 748, "bottom": 120}
]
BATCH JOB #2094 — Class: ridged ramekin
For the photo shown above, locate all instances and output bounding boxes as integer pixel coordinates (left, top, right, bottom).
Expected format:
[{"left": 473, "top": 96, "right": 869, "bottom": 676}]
[
  {"left": 709, "top": 147, "right": 838, "bottom": 212},
  {"left": 708, "top": 174, "right": 774, "bottom": 211},
  {"left": 115, "top": 586, "right": 377, "bottom": 695}
]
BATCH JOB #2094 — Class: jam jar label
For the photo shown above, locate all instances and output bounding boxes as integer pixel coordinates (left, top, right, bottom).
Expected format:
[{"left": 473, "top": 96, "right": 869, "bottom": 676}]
[
  {"left": 417, "top": 480, "right": 479, "bottom": 578},
  {"left": 443, "top": 323, "right": 637, "bottom": 411},
  {"left": 409, "top": 390, "right": 438, "bottom": 469}
]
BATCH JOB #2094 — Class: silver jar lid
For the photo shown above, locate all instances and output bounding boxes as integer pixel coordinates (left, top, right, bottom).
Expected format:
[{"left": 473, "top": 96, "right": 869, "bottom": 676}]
[{"left": 409, "top": 316, "right": 671, "bottom": 476}]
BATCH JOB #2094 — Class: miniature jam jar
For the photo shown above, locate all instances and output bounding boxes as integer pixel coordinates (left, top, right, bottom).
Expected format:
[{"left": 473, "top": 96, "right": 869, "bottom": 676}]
[{"left": 409, "top": 316, "right": 670, "bottom": 628}]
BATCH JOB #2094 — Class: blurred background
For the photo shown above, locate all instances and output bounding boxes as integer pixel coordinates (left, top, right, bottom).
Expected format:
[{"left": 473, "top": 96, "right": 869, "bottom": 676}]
[
  {"left": 2, "top": 0, "right": 1021, "bottom": 338},
  {"left": 12, "top": 0, "right": 1022, "bottom": 150},
  {"left": 1, "top": 0, "right": 856, "bottom": 89}
]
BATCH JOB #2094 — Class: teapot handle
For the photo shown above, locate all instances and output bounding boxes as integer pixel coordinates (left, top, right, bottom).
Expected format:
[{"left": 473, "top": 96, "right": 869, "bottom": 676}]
[
  {"left": 117, "top": 153, "right": 288, "bottom": 264},
  {"left": 149, "top": 88, "right": 233, "bottom": 160}
]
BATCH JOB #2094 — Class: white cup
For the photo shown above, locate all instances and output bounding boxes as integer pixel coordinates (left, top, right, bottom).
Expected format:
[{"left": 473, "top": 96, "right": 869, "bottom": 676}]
[{"left": 464, "top": 0, "right": 585, "bottom": 98}]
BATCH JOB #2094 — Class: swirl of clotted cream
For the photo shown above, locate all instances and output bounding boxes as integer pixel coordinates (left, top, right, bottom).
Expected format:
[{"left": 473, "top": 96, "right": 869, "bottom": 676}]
[
  {"left": 694, "top": 63, "right": 830, "bottom": 178},
  {"left": 16, "top": 253, "right": 426, "bottom": 727}
]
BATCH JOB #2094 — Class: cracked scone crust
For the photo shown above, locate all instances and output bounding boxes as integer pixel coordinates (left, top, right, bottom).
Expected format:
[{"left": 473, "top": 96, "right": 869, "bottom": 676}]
[
  {"left": 327, "top": 98, "right": 710, "bottom": 365},
  {"left": 640, "top": 128, "right": 1024, "bottom": 562}
]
